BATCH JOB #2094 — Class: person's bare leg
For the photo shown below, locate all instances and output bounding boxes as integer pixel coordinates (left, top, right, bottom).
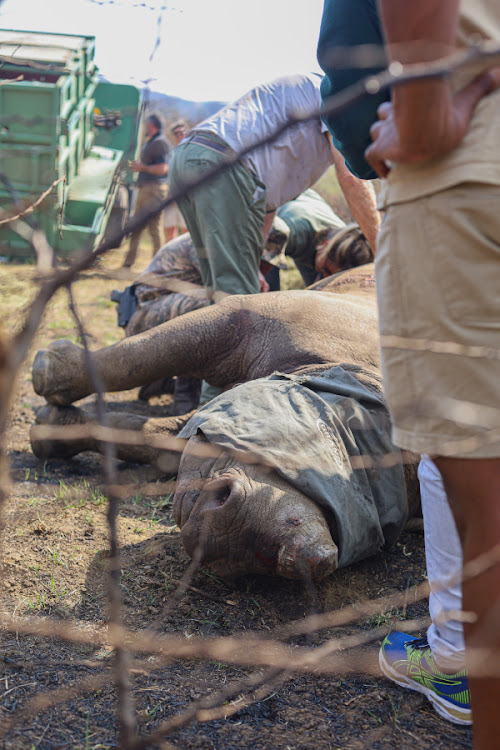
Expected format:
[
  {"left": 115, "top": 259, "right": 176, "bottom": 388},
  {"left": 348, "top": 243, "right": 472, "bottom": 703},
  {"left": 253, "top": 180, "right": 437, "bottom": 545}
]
[
  {"left": 435, "top": 456, "right": 500, "bottom": 750},
  {"left": 164, "top": 226, "right": 178, "bottom": 244}
]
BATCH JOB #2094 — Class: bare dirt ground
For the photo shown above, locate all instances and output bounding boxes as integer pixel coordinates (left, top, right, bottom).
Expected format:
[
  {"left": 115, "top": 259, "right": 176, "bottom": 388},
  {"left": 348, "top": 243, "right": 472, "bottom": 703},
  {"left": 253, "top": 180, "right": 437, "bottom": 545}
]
[{"left": 0, "top": 241, "right": 472, "bottom": 750}]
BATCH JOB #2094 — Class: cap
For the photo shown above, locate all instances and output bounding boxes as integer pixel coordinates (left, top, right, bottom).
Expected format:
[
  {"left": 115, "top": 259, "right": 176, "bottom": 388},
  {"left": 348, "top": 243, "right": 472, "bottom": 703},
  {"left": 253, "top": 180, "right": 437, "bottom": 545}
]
[{"left": 171, "top": 119, "right": 187, "bottom": 133}]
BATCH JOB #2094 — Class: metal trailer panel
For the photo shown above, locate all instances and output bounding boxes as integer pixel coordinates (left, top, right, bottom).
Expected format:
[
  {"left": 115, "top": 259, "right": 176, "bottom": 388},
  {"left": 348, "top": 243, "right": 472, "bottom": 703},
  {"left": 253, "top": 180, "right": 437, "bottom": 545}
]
[{"left": 0, "top": 30, "right": 139, "bottom": 260}]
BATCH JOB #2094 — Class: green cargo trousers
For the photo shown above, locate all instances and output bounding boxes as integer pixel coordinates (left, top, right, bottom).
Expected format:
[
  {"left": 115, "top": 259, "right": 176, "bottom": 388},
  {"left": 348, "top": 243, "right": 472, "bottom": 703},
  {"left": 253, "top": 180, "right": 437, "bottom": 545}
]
[{"left": 169, "top": 135, "right": 267, "bottom": 300}]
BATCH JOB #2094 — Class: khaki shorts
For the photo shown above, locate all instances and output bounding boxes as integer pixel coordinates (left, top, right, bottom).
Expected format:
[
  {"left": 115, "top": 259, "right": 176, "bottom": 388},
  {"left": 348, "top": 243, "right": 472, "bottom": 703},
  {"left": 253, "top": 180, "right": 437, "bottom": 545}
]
[
  {"left": 376, "top": 183, "right": 500, "bottom": 459},
  {"left": 164, "top": 201, "right": 186, "bottom": 230}
]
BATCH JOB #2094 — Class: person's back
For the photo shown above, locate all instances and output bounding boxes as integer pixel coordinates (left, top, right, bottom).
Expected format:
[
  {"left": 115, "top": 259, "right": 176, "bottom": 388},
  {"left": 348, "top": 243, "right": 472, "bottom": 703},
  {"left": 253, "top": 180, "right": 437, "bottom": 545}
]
[
  {"left": 278, "top": 188, "right": 345, "bottom": 284},
  {"left": 169, "top": 71, "right": 379, "bottom": 315},
  {"left": 191, "top": 73, "right": 333, "bottom": 211}
]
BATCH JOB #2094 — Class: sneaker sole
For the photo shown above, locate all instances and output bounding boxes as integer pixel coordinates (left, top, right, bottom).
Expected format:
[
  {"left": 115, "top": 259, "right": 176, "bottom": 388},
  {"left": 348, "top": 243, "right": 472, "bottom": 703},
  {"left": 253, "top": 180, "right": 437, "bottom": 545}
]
[{"left": 379, "top": 648, "right": 472, "bottom": 726}]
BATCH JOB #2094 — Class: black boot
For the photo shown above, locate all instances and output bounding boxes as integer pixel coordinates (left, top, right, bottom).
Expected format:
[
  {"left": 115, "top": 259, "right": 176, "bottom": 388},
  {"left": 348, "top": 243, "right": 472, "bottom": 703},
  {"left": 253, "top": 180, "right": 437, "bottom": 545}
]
[{"left": 172, "top": 377, "right": 202, "bottom": 415}]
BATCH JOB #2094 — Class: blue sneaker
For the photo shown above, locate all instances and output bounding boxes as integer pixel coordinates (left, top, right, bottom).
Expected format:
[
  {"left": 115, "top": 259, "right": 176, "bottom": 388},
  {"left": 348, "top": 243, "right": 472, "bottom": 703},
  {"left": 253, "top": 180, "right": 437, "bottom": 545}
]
[{"left": 379, "top": 632, "right": 471, "bottom": 726}]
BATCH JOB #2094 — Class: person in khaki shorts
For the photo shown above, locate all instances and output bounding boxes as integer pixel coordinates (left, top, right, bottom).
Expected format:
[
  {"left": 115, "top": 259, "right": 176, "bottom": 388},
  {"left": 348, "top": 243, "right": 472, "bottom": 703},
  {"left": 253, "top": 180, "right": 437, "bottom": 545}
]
[
  {"left": 123, "top": 114, "right": 171, "bottom": 268},
  {"left": 364, "top": 1, "right": 500, "bottom": 746}
]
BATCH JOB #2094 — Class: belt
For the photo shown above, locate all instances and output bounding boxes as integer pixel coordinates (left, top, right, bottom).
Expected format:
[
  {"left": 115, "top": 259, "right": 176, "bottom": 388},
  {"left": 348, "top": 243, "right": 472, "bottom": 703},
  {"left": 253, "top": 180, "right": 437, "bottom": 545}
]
[{"left": 186, "top": 134, "right": 233, "bottom": 156}]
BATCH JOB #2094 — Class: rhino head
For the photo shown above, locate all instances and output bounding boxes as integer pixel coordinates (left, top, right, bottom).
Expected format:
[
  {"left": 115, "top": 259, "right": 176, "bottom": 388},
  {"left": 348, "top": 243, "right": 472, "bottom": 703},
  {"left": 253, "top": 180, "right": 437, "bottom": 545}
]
[{"left": 173, "top": 435, "right": 339, "bottom": 581}]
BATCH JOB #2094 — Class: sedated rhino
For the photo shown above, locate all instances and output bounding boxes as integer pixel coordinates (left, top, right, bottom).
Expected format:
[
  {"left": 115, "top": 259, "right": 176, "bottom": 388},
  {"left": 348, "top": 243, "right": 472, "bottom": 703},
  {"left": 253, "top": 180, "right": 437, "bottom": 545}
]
[{"left": 30, "top": 264, "right": 420, "bottom": 582}]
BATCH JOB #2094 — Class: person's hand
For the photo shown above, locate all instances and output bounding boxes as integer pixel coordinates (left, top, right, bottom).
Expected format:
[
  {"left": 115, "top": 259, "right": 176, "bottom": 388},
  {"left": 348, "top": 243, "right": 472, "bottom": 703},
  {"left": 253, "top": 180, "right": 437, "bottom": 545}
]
[
  {"left": 366, "top": 67, "right": 500, "bottom": 179},
  {"left": 364, "top": 103, "right": 398, "bottom": 179},
  {"left": 258, "top": 270, "right": 270, "bottom": 293},
  {"left": 129, "top": 160, "right": 143, "bottom": 172}
]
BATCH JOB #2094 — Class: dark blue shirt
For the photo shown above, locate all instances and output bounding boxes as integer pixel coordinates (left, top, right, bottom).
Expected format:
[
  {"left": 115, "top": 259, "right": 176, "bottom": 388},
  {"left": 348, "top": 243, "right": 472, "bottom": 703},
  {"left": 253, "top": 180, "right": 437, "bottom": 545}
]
[
  {"left": 137, "top": 131, "right": 171, "bottom": 185},
  {"left": 317, "top": 0, "right": 388, "bottom": 179}
]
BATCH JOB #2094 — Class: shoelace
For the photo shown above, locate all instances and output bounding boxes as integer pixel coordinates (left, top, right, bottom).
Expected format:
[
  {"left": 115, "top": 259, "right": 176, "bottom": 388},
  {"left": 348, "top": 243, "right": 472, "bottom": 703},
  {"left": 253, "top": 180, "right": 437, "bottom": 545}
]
[{"left": 404, "top": 637, "right": 429, "bottom": 650}]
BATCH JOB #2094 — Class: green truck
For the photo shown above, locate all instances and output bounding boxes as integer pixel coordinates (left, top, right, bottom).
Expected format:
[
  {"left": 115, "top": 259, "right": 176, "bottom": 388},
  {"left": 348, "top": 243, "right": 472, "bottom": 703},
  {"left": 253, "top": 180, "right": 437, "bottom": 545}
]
[{"left": 0, "top": 29, "right": 142, "bottom": 259}]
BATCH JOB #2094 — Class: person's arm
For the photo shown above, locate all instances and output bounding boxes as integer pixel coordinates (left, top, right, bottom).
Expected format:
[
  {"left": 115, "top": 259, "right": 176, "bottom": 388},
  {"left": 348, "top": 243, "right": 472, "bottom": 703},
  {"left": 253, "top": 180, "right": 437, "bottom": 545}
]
[
  {"left": 329, "top": 135, "right": 380, "bottom": 253},
  {"left": 262, "top": 210, "right": 276, "bottom": 241},
  {"left": 130, "top": 160, "right": 169, "bottom": 177},
  {"left": 365, "top": 0, "right": 500, "bottom": 177},
  {"left": 130, "top": 137, "right": 171, "bottom": 177}
]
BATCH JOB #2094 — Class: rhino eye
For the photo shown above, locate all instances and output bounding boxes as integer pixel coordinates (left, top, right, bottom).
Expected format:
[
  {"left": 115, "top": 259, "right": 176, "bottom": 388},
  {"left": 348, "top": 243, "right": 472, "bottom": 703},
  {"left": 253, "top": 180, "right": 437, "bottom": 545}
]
[{"left": 288, "top": 517, "right": 302, "bottom": 526}]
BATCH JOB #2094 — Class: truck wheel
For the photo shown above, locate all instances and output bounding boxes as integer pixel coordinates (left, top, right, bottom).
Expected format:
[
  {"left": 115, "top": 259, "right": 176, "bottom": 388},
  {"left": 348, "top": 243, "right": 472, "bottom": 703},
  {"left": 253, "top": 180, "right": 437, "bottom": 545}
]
[{"left": 104, "top": 185, "right": 129, "bottom": 248}]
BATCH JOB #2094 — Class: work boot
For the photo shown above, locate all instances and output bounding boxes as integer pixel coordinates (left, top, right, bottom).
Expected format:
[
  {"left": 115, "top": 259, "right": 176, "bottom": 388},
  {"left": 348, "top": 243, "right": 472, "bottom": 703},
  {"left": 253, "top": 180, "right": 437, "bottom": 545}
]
[{"left": 172, "top": 377, "right": 201, "bottom": 415}]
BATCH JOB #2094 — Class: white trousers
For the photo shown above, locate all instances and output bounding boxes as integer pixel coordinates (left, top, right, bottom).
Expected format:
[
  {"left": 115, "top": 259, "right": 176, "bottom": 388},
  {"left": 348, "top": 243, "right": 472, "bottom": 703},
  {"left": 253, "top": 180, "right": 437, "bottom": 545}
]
[{"left": 419, "top": 455, "right": 466, "bottom": 672}]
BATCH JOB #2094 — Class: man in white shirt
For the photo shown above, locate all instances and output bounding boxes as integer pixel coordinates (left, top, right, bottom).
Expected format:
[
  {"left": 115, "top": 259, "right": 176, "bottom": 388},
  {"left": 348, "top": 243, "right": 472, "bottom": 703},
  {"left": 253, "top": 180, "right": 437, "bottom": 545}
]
[{"left": 169, "top": 73, "right": 379, "bottom": 302}]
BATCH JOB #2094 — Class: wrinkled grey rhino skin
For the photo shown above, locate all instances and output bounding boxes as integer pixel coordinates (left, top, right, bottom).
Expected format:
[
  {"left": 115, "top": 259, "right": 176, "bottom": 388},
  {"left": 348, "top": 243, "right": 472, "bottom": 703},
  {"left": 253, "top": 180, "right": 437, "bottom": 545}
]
[{"left": 31, "top": 265, "right": 420, "bottom": 581}]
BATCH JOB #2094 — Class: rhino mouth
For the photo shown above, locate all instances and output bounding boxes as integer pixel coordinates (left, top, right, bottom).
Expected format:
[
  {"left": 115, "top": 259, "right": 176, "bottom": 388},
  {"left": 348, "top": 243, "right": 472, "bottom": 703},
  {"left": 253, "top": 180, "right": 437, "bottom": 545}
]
[{"left": 276, "top": 539, "right": 338, "bottom": 581}]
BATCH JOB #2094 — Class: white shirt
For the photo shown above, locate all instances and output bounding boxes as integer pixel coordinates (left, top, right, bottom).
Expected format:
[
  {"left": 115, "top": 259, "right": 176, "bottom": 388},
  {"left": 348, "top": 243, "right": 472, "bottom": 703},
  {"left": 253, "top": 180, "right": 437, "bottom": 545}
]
[{"left": 193, "top": 73, "right": 333, "bottom": 211}]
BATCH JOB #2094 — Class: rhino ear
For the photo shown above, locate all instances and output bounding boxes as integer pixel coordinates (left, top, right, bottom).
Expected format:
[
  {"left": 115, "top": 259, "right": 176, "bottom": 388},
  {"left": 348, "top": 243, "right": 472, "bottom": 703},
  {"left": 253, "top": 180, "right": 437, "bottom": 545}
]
[{"left": 199, "top": 478, "right": 234, "bottom": 512}]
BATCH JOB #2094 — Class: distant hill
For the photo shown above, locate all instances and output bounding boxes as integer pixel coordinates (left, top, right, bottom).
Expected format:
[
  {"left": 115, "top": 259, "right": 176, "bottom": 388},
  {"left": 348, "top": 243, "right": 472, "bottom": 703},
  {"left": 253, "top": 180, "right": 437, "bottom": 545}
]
[
  {"left": 145, "top": 90, "right": 226, "bottom": 132},
  {"left": 97, "top": 76, "right": 226, "bottom": 135}
]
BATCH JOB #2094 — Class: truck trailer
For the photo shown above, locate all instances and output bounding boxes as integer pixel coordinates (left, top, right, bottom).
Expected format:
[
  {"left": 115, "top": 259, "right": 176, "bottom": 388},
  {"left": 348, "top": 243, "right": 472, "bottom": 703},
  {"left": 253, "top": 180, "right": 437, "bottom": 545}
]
[{"left": 0, "top": 29, "right": 142, "bottom": 259}]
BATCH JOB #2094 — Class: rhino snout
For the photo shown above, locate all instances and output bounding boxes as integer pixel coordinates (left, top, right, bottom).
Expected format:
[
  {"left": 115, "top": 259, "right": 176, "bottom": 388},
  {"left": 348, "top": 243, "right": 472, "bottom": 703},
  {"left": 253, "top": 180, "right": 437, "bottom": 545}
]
[
  {"left": 277, "top": 538, "right": 338, "bottom": 582},
  {"left": 175, "top": 458, "right": 340, "bottom": 582}
]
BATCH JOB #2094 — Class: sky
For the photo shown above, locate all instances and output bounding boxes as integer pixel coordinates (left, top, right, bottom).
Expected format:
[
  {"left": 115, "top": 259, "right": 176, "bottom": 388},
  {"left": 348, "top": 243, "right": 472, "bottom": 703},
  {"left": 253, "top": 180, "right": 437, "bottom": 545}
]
[{"left": 0, "top": 0, "right": 326, "bottom": 102}]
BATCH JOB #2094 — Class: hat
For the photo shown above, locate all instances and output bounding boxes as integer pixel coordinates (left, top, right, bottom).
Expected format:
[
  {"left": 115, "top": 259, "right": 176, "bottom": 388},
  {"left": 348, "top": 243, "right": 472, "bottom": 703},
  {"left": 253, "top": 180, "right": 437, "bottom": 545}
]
[
  {"left": 262, "top": 216, "right": 290, "bottom": 269},
  {"left": 170, "top": 119, "right": 187, "bottom": 133}
]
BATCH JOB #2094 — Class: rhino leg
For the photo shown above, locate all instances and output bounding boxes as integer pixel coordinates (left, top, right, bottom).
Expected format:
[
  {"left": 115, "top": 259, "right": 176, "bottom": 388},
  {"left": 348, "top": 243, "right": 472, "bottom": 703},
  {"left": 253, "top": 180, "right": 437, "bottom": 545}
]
[
  {"left": 30, "top": 404, "right": 194, "bottom": 472},
  {"left": 32, "top": 302, "right": 242, "bottom": 406},
  {"left": 32, "top": 287, "right": 381, "bottom": 408}
]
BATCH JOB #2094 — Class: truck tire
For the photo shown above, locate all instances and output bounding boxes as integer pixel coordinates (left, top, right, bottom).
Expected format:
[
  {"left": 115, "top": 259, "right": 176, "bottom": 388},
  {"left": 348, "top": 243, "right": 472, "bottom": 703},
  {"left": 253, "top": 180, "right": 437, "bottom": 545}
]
[{"left": 104, "top": 185, "right": 129, "bottom": 248}]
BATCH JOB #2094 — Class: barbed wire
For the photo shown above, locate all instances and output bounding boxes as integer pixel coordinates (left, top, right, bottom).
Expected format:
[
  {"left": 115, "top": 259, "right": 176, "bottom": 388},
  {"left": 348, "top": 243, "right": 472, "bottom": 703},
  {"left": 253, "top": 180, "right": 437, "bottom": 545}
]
[
  {"left": 94, "top": 39, "right": 500, "bottom": 257},
  {"left": 0, "top": 177, "right": 64, "bottom": 227},
  {"left": 2, "top": 34, "right": 500, "bottom": 748},
  {"left": 66, "top": 283, "right": 137, "bottom": 743},
  {"left": 84, "top": 0, "right": 182, "bottom": 10},
  {"left": 4, "top": 40, "right": 496, "bottom": 275}
]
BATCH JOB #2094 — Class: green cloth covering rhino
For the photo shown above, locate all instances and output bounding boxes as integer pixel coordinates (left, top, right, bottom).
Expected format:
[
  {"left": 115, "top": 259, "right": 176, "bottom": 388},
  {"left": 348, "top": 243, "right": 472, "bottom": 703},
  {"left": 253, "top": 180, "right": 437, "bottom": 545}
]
[
  {"left": 180, "top": 366, "right": 407, "bottom": 568},
  {"left": 30, "top": 264, "right": 420, "bottom": 580}
]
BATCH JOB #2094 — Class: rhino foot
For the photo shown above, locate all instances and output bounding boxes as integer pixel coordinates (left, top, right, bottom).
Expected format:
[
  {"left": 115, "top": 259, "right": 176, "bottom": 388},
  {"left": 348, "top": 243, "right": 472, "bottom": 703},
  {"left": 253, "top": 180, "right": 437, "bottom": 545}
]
[
  {"left": 32, "top": 340, "right": 89, "bottom": 405},
  {"left": 30, "top": 404, "right": 91, "bottom": 460}
]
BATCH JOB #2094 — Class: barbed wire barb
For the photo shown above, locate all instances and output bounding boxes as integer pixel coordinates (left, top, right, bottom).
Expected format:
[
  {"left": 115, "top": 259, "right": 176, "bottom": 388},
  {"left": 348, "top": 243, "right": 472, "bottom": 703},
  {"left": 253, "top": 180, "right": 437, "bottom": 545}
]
[{"left": 2, "top": 33, "right": 500, "bottom": 747}]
